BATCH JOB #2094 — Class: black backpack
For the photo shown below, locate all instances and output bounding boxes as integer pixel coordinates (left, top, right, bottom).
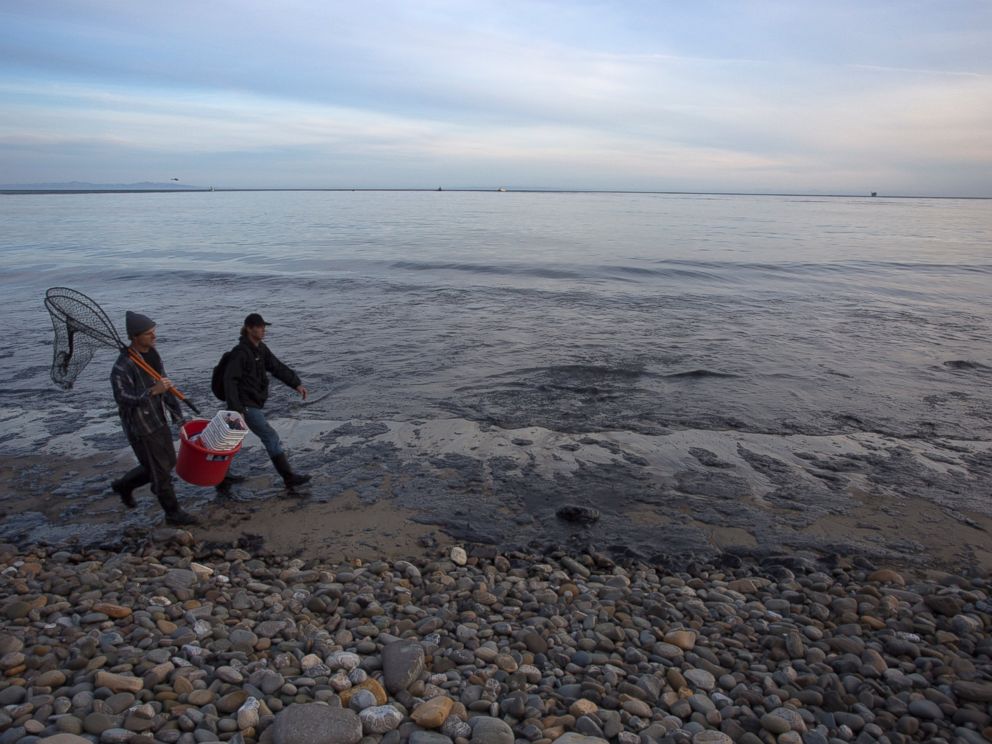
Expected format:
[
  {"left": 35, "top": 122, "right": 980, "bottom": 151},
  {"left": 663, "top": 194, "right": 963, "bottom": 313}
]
[{"left": 210, "top": 348, "right": 238, "bottom": 401}]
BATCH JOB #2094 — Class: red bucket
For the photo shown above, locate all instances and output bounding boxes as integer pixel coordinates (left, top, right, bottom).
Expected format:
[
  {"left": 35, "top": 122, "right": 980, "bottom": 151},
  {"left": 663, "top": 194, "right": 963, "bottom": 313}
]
[{"left": 176, "top": 419, "right": 243, "bottom": 487}]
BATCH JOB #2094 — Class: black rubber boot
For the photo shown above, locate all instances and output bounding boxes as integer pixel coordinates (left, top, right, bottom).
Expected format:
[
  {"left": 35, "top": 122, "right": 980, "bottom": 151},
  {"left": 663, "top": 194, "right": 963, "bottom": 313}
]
[
  {"left": 215, "top": 472, "right": 247, "bottom": 491},
  {"left": 160, "top": 482, "right": 198, "bottom": 526},
  {"left": 271, "top": 453, "right": 311, "bottom": 487},
  {"left": 111, "top": 467, "right": 147, "bottom": 509},
  {"left": 165, "top": 509, "right": 199, "bottom": 526}
]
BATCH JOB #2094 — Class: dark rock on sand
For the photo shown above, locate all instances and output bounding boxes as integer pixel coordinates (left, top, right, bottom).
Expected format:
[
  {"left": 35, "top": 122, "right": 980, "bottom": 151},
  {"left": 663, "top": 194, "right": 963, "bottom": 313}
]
[{"left": 555, "top": 505, "right": 600, "bottom": 524}]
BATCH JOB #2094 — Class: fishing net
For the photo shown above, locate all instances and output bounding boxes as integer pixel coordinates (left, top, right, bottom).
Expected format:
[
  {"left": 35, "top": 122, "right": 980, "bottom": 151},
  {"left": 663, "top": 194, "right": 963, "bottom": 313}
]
[
  {"left": 44, "top": 286, "right": 200, "bottom": 413},
  {"left": 44, "top": 287, "right": 125, "bottom": 389}
]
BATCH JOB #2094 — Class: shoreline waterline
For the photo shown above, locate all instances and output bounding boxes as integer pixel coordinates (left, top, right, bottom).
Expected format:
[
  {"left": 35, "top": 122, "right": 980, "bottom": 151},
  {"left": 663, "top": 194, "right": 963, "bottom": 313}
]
[{"left": 2, "top": 411, "right": 990, "bottom": 574}]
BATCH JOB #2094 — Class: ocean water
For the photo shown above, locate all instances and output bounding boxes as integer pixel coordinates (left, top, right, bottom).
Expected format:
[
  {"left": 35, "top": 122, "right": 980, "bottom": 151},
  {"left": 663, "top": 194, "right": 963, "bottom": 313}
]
[
  {"left": 3, "top": 190, "right": 992, "bottom": 562},
  {"left": 3, "top": 190, "right": 990, "bottom": 440}
]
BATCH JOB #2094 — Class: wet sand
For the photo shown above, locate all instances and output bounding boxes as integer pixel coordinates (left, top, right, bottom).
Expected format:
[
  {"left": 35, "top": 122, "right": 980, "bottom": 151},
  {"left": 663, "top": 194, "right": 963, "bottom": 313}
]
[{"left": 2, "top": 413, "right": 990, "bottom": 574}]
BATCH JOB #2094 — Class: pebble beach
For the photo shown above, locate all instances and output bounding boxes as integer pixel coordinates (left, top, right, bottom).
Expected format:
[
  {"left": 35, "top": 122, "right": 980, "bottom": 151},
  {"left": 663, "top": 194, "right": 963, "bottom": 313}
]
[{"left": 1, "top": 532, "right": 990, "bottom": 744}]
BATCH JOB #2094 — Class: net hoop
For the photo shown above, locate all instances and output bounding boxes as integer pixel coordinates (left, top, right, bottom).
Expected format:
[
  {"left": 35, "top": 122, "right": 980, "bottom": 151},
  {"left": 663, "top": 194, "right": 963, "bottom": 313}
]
[{"left": 44, "top": 287, "right": 125, "bottom": 351}]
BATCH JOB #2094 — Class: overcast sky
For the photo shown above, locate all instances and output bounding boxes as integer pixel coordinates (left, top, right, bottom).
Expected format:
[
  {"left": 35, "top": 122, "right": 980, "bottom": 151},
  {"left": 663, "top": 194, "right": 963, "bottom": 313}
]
[{"left": 2, "top": 1, "right": 990, "bottom": 195}]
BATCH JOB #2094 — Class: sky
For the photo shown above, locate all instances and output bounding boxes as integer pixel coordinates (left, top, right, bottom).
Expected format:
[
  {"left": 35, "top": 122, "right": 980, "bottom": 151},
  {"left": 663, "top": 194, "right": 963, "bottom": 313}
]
[{"left": 1, "top": 1, "right": 990, "bottom": 195}]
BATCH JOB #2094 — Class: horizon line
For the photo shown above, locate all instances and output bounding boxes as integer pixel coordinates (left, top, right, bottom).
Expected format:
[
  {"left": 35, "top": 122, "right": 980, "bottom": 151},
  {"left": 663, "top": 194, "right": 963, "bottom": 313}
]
[{"left": 1, "top": 186, "right": 989, "bottom": 200}]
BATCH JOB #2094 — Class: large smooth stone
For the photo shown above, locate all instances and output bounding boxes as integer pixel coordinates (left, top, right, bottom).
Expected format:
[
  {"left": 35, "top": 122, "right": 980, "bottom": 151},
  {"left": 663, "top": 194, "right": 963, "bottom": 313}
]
[
  {"left": 382, "top": 640, "right": 425, "bottom": 694},
  {"left": 271, "top": 703, "right": 363, "bottom": 744}
]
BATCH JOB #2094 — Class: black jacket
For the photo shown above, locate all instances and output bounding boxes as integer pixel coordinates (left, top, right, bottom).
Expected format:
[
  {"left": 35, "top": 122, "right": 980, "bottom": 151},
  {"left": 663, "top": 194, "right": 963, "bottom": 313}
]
[
  {"left": 223, "top": 337, "right": 301, "bottom": 413},
  {"left": 111, "top": 347, "right": 183, "bottom": 437}
]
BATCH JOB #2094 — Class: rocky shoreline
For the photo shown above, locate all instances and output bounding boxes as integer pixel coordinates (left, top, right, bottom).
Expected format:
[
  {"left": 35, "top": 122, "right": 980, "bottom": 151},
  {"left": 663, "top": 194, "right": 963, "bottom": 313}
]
[{"left": 1, "top": 534, "right": 991, "bottom": 744}]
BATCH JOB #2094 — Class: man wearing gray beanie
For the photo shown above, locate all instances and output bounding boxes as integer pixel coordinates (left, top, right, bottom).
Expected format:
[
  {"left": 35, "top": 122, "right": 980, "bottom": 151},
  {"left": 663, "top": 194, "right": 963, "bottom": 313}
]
[{"left": 110, "top": 311, "right": 198, "bottom": 526}]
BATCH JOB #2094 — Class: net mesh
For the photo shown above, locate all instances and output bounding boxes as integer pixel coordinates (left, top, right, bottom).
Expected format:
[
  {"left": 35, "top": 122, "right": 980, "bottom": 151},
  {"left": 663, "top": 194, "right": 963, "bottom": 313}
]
[{"left": 44, "top": 287, "right": 124, "bottom": 389}]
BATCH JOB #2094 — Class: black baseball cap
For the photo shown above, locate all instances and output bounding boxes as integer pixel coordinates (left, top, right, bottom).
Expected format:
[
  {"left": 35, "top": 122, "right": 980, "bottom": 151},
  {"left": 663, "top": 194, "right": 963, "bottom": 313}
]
[{"left": 244, "top": 313, "right": 271, "bottom": 327}]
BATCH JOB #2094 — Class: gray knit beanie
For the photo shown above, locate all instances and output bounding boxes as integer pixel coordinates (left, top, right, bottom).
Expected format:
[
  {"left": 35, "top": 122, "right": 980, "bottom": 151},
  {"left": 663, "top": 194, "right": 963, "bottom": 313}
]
[{"left": 125, "top": 311, "right": 155, "bottom": 338}]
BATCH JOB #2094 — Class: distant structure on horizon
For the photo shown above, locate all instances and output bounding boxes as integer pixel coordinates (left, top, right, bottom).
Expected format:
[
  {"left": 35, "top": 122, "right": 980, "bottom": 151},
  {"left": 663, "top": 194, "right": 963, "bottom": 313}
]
[{"left": 0, "top": 181, "right": 205, "bottom": 191}]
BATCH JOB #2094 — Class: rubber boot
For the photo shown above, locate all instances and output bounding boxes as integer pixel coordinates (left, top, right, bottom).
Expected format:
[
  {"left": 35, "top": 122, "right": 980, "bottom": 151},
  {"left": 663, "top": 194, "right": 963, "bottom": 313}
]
[
  {"left": 111, "top": 467, "right": 148, "bottom": 509},
  {"left": 215, "top": 472, "right": 247, "bottom": 492},
  {"left": 165, "top": 509, "right": 199, "bottom": 526},
  {"left": 271, "top": 453, "right": 311, "bottom": 487},
  {"left": 153, "top": 483, "right": 198, "bottom": 526}
]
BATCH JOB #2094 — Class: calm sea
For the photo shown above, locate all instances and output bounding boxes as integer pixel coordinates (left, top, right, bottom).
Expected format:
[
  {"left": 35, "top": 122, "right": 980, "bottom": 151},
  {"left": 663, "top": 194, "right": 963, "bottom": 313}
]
[{"left": 2, "top": 190, "right": 991, "bottom": 445}]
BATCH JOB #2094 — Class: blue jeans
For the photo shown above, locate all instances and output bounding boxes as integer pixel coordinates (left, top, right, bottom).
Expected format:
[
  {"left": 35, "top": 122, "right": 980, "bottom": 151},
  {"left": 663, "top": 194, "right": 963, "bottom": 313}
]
[{"left": 244, "top": 407, "right": 282, "bottom": 458}]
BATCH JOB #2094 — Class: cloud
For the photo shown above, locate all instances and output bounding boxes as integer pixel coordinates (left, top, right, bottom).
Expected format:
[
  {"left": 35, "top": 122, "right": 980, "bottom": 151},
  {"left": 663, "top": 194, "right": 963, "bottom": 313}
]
[
  {"left": 1, "top": 1, "right": 990, "bottom": 193},
  {"left": 848, "top": 64, "right": 986, "bottom": 79}
]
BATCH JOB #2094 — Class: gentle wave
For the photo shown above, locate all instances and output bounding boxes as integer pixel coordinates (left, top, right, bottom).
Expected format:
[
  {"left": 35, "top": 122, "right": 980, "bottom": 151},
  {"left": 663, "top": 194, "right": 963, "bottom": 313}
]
[
  {"left": 391, "top": 258, "right": 992, "bottom": 284},
  {"left": 664, "top": 369, "right": 741, "bottom": 379},
  {"left": 392, "top": 260, "right": 588, "bottom": 281},
  {"left": 28, "top": 252, "right": 992, "bottom": 291},
  {"left": 647, "top": 258, "right": 992, "bottom": 275},
  {"left": 943, "top": 360, "right": 992, "bottom": 373}
]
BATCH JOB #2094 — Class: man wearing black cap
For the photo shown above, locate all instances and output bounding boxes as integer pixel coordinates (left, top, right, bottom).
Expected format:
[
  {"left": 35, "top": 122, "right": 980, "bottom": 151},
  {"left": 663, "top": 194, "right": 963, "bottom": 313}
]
[
  {"left": 222, "top": 313, "right": 311, "bottom": 487},
  {"left": 110, "top": 311, "right": 198, "bottom": 526}
]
